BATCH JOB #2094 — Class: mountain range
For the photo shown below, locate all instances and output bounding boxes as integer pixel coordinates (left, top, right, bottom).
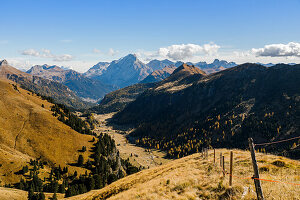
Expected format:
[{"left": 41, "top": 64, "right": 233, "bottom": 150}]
[
  {"left": 84, "top": 54, "right": 153, "bottom": 88},
  {"left": 89, "top": 64, "right": 206, "bottom": 114},
  {"left": 113, "top": 63, "right": 300, "bottom": 159},
  {"left": 81, "top": 54, "right": 238, "bottom": 88},
  {"left": 0, "top": 60, "right": 88, "bottom": 108},
  {"left": 140, "top": 65, "right": 177, "bottom": 84},
  {"left": 1, "top": 56, "right": 289, "bottom": 110},
  {"left": 27, "top": 64, "right": 115, "bottom": 102}
]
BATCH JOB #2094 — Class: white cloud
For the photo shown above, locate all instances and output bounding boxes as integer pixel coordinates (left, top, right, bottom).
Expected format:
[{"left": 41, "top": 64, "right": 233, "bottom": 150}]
[
  {"left": 108, "top": 48, "right": 118, "bottom": 56},
  {"left": 21, "top": 49, "right": 73, "bottom": 62},
  {"left": 157, "top": 43, "right": 220, "bottom": 60},
  {"left": 93, "top": 48, "right": 101, "bottom": 54},
  {"left": 22, "top": 49, "right": 40, "bottom": 57},
  {"left": 252, "top": 42, "right": 300, "bottom": 57},
  {"left": 53, "top": 54, "right": 73, "bottom": 61}
]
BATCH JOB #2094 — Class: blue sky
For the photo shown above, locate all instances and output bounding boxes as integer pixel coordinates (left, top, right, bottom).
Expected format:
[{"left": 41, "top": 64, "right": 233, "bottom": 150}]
[{"left": 1, "top": 0, "right": 300, "bottom": 72}]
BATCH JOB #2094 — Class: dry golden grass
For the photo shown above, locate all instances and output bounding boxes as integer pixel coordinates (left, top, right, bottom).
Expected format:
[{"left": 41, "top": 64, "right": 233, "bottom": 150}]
[
  {"left": 0, "top": 187, "right": 65, "bottom": 200},
  {"left": 65, "top": 149, "right": 299, "bottom": 200},
  {"left": 0, "top": 79, "right": 94, "bottom": 184}
]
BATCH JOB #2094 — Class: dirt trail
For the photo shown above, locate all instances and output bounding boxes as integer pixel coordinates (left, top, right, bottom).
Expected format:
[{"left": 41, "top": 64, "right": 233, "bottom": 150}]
[
  {"left": 14, "top": 110, "right": 31, "bottom": 149},
  {"left": 14, "top": 119, "right": 27, "bottom": 149},
  {"left": 93, "top": 113, "right": 170, "bottom": 169}
]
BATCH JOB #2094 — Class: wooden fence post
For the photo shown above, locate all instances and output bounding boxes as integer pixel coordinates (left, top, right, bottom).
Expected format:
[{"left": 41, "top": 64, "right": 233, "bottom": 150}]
[
  {"left": 229, "top": 151, "right": 233, "bottom": 186},
  {"left": 222, "top": 156, "right": 225, "bottom": 176},
  {"left": 214, "top": 149, "right": 216, "bottom": 164},
  {"left": 248, "top": 138, "right": 264, "bottom": 200},
  {"left": 220, "top": 153, "right": 222, "bottom": 167}
]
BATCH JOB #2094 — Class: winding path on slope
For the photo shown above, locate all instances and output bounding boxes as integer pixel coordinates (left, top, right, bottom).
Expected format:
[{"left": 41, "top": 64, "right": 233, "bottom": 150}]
[{"left": 14, "top": 110, "right": 31, "bottom": 149}]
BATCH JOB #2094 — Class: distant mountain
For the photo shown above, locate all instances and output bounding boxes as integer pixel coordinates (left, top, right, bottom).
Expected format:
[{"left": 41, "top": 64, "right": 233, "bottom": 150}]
[
  {"left": 194, "top": 59, "right": 237, "bottom": 74},
  {"left": 175, "top": 61, "right": 184, "bottom": 67},
  {"left": 113, "top": 63, "right": 300, "bottom": 159},
  {"left": 256, "top": 62, "right": 275, "bottom": 67},
  {"left": 27, "top": 64, "right": 115, "bottom": 102},
  {"left": 146, "top": 59, "right": 174, "bottom": 71},
  {"left": 84, "top": 62, "right": 110, "bottom": 78},
  {"left": 0, "top": 60, "right": 87, "bottom": 108},
  {"left": 89, "top": 82, "right": 156, "bottom": 114},
  {"left": 140, "top": 65, "right": 177, "bottom": 83},
  {"left": 91, "top": 64, "right": 206, "bottom": 114},
  {"left": 91, "top": 54, "right": 153, "bottom": 88},
  {"left": 84, "top": 56, "right": 238, "bottom": 89}
]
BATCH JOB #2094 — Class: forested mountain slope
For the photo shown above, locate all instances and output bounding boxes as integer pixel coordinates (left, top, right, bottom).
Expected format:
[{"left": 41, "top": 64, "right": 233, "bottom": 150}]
[
  {"left": 113, "top": 63, "right": 300, "bottom": 159},
  {"left": 90, "top": 64, "right": 206, "bottom": 114}
]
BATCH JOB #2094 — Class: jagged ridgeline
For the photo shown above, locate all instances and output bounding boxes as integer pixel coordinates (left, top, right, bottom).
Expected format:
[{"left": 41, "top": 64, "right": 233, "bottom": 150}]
[
  {"left": 0, "top": 60, "right": 89, "bottom": 109},
  {"left": 90, "top": 63, "right": 206, "bottom": 114},
  {"left": 113, "top": 63, "right": 300, "bottom": 159}
]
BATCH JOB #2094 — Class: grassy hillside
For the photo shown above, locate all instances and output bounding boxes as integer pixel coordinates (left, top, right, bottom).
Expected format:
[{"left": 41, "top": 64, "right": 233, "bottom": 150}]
[
  {"left": 0, "top": 78, "right": 94, "bottom": 184},
  {"left": 64, "top": 149, "right": 299, "bottom": 200},
  {"left": 0, "top": 187, "right": 65, "bottom": 200}
]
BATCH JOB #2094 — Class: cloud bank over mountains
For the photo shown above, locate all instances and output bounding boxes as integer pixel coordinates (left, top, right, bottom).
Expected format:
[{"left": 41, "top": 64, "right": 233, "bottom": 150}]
[
  {"left": 252, "top": 42, "right": 300, "bottom": 57},
  {"left": 21, "top": 49, "right": 73, "bottom": 61},
  {"left": 157, "top": 43, "right": 220, "bottom": 60},
  {"left": 7, "top": 41, "right": 300, "bottom": 73}
]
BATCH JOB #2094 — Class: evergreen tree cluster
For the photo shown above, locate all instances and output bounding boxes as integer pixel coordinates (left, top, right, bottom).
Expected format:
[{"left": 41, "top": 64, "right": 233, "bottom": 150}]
[
  {"left": 14, "top": 134, "right": 140, "bottom": 199},
  {"left": 51, "top": 104, "right": 96, "bottom": 135},
  {"left": 132, "top": 95, "right": 300, "bottom": 159},
  {"left": 65, "top": 134, "right": 140, "bottom": 197}
]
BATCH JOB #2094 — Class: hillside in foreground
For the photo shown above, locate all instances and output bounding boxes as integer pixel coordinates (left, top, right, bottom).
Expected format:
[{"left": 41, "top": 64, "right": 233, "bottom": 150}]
[
  {"left": 59, "top": 149, "right": 299, "bottom": 200},
  {"left": 0, "top": 78, "right": 94, "bottom": 184},
  {"left": 2, "top": 149, "right": 299, "bottom": 199}
]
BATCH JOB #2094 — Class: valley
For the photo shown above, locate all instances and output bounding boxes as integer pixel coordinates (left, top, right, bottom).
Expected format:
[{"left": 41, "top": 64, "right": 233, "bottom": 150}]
[
  {"left": 1, "top": 2, "right": 300, "bottom": 199},
  {"left": 93, "top": 113, "right": 170, "bottom": 169}
]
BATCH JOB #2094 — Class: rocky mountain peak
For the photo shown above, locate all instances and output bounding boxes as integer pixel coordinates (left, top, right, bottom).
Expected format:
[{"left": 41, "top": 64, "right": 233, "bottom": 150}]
[
  {"left": 0, "top": 59, "right": 8, "bottom": 66},
  {"left": 173, "top": 64, "right": 206, "bottom": 75}
]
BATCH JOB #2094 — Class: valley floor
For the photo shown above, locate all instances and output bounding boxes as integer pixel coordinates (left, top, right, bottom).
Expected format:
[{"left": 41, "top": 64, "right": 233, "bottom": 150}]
[{"left": 93, "top": 113, "right": 170, "bottom": 169}]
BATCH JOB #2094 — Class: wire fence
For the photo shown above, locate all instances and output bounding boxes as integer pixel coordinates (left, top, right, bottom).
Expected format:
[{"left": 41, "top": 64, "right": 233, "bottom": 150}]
[
  {"left": 254, "top": 135, "right": 300, "bottom": 147},
  {"left": 202, "top": 135, "right": 300, "bottom": 192}
]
